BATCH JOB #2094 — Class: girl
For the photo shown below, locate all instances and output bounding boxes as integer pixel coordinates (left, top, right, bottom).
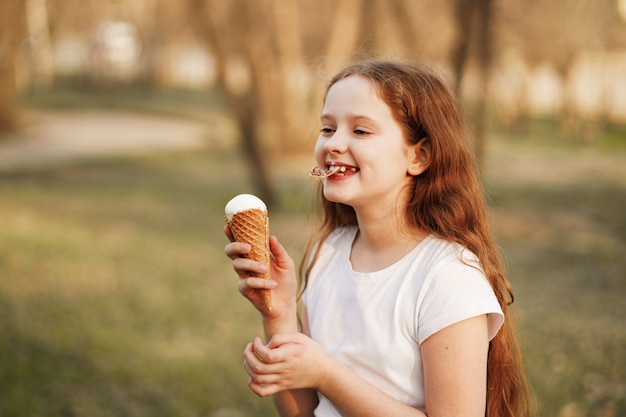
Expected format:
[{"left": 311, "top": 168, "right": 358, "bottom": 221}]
[{"left": 224, "top": 60, "right": 533, "bottom": 417}]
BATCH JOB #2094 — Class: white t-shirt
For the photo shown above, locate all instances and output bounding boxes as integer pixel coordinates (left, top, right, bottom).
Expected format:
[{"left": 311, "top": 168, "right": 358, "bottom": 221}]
[{"left": 301, "top": 226, "right": 504, "bottom": 416}]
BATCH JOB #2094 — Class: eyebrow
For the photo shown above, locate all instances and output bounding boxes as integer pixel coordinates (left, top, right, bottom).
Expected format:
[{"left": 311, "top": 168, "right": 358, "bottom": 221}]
[{"left": 320, "top": 113, "right": 380, "bottom": 126}]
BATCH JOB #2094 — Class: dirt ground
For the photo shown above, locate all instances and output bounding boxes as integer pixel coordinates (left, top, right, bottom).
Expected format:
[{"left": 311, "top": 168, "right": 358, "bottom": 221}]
[{"left": 0, "top": 110, "right": 210, "bottom": 171}]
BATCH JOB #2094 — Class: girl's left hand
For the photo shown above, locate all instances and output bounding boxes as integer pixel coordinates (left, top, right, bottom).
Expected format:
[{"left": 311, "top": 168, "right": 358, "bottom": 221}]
[{"left": 243, "top": 333, "right": 333, "bottom": 397}]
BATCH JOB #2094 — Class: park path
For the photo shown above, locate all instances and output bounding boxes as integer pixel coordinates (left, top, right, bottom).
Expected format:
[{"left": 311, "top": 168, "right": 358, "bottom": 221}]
[
  {"left": 0, "top": 110, "right": 210, "bottom": 171},
  {"left": 1, "top": 108, "right": 624, "bottom": 188}
]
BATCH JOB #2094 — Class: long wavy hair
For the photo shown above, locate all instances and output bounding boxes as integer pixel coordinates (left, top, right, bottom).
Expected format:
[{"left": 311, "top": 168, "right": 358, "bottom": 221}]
[{"left": 299, "top": 60, "right": 533, "bottom": 417}]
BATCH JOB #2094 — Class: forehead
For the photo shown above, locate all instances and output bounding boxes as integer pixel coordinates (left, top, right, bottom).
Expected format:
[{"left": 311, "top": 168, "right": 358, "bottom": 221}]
[{"left": 322, "top": 75, "right": 390, "bottom": 119}]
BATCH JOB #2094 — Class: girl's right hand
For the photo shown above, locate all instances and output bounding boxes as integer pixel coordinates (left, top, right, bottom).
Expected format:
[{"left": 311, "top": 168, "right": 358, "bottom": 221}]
[{"left": 224, "top": 225, "right": 298, "bottom": 320}]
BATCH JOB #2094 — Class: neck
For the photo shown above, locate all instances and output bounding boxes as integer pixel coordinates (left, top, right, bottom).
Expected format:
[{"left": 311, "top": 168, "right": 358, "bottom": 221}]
[{"left": 350, "top": 206, "right": 428, "bottom": 272}]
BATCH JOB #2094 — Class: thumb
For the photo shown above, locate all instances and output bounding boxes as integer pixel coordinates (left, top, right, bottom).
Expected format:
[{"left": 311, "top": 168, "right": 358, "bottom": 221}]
[
  {"left": 269, "top": 236, "right": 294, "bottom": 268},
  {"left": 267, "top": 332, "right": 306, "bottom": 349}
]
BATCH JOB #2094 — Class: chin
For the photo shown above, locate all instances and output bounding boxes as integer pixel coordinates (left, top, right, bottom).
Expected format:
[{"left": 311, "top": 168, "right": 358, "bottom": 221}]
[
  {"left": 323, "top": 191, "right": 353, "bottom": 207},
  {"left": 322, "top": 189, "right": 344, "bottom": 204}
]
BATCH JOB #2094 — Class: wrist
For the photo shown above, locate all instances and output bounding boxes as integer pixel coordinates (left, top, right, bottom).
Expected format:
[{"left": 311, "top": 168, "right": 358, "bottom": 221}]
[
  {"left": 262, "top": 305, "right": 299, "bottom": 337},
  {"left": 313, "top": 350, "right": 338, "bottom": 392}
]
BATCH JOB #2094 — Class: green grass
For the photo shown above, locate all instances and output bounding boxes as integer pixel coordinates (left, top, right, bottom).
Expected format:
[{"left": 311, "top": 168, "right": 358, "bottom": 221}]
[
  {"left": 0, "top": 150, "right": 295, "bottom": 417},
  {"left": 1, "top": 124, "right": 625, "bottom": 416}
]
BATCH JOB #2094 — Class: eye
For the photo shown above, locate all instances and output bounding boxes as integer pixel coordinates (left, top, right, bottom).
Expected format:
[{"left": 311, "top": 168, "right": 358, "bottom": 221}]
[
  {"left": 354, "top": 129, "right": 370, "bottom": 136},
  {"left": 320, "top": 127, "right": 335, "bottom": 135}
]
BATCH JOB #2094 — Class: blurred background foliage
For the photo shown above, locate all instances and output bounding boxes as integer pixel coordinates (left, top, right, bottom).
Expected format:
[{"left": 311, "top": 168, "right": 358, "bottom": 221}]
[
  {"left": 0, "top": 0, "right": 625, "bottom": 416},
  {"left": 1, "top": 0, "right": 626, "bottom": 202}
]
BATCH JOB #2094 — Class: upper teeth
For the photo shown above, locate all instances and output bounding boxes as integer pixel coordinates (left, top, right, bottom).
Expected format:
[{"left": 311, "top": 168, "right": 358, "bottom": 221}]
[
  {"left": 310, "top": 165, "right": 358, "bottom": 179},
  {"left": 332, "top": 166, "right": 357, "bottom": 173}
]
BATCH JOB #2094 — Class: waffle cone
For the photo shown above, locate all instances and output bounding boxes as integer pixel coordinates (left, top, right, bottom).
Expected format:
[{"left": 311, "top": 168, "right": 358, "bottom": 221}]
[{"left": 227, "top": 208, "right": 271, "bottom": 312}]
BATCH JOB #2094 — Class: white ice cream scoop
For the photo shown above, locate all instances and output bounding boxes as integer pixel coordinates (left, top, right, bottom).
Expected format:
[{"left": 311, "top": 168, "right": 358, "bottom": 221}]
[{"left": 224, "top": 193, "right": 267, "bottom": 221}]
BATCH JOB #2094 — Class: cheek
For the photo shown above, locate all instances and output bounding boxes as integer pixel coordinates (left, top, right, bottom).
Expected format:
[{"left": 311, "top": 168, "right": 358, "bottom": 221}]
[{"left": 313, "top": 139, "right": 325, "bottom": 162}]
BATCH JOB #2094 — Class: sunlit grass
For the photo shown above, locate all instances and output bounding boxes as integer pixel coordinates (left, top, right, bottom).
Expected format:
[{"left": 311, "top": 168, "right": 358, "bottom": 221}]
[
  {"left": 488, "top": 178, "right": 626, "bottom": 417},
  {"left": 0, "top": 136, "right": 625, "bottom": 416}
]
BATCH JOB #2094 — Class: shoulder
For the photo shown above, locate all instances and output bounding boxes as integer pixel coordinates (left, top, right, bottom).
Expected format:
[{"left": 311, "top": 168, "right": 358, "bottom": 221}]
[
  {"left": 417, "top": 236, "right": 504, "bottom": 343},
  {"left": 417, "top": 235, "right": 481, "bottom": 273},
  {"left": 419, "top": 236, "right": 488, "bottom": 295},
  {"left": 313, "top": 225, "right": 358, "bottom": 254}
]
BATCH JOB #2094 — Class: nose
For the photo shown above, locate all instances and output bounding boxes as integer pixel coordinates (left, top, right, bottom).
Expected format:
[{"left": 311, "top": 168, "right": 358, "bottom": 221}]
[{"left": 323, "top": 129, "right": 349, "bottom": 154}]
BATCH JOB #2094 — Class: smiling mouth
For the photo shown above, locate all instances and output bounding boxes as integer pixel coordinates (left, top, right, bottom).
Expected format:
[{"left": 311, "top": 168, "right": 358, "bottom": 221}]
[{"left": 309, "top": 165, "right": 359, "bottom": 179}]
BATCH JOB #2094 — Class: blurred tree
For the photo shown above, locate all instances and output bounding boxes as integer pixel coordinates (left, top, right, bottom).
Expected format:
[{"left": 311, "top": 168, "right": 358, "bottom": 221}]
[
  {"left": 498, "top": 0, "right": 626, "bottom": 138},
  {"left": 475, "top": 0, "right": 494, "bottom": 166},
  {"left": 6, "top": 0, "right": 621, "bottom": 177},
  {"left": 134, "top": 0, "right": 197, "bottom": 88},
  {"left": 450, "top": 0, "right": 474, "bottom": 91},
  {"left": 186, "top": 0, "right": 367, "bottom": 205},
  {"left": 450, "top": 0, "right": 495, "bottom": 167},
  {"left": 0, "top": 0, "right": 27, "bottom": 133},
  {"left": 25, "top": 0, "right": 54, "bottom": 90}
]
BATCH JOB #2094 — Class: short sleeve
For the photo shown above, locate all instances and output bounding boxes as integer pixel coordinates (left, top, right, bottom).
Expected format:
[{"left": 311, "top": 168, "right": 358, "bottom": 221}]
[{"left": 417, "top": 259, "right": 504, "bottom": 344}]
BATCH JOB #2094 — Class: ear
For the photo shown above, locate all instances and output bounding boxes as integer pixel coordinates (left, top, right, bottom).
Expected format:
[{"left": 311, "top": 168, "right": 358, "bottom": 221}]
[{"left": 407, "top": 137, "right": 432, "bottom": 176}]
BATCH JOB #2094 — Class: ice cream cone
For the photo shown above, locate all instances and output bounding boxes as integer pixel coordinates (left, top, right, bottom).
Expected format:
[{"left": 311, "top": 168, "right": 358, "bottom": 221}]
[{"left": 225, "top": 196, "right": 271, "bottom": 312}]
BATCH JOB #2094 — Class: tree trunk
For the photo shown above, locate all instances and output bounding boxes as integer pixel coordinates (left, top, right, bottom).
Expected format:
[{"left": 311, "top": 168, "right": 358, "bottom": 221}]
[
  {"left": 323, "top": 0, "right": 366, "bottom": 75},
  {"left": 558, "top": 66, "right": 578, "bottom": 140},
  {"left": 234, "top": 96, "right": 276, "bottom": 207},
  {"left": 0, "top": 65, "right": 19, "bottom": 133},
  {"left": 450, "top": 0, "right": 474, "bottom": 92},
  {"left": 449, "top": 0, "right": 494, "bottom": 172},
  {"left": 0, "top": 0, "right": 27, "bottom": 133},
  {"left": 473, "top": 0, "right": 494, "bottom": 170},
  {"left": 25, "top": 0, "right": 54, "bottom": 90},
  {"left": 186, "top": 0, "right": 277, "bottom": 205}
]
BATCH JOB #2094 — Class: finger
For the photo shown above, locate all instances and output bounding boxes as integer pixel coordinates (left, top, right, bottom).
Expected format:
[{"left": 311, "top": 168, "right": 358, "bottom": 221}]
[
  {"left": 224, "top": 224, "right": 234, "bottom": 242},
  {"left": 243, "top": 353, "right": 262, "bottom": 378},
  {"left": 225, "top": 242, "right": 251, "bottom": 259},
  {"left": 244, "top": 338, "right": 283, "bottom": 371},
  {"left": 243, "top": 345, "right": 260, "bottom": 376},
  {"left": 253, "top": 336, "right": 275, "bottom": 362},
  {"left": 244, "top": 339, "right": 265, "bottom": 369},
  {"left": 248, "top": 377, "right": 280, "bottom": 397},
  {"left": 232, "top": 257, "right": 267, "bottom": 277},
  {"left": 255, "top": 336, "right": 305, "bottom": 365},
  {"left": 237, "top": 278, "right": 277, "bottom": 293},
  {"left": 244, "top": 359, "right": 282, "bottom": 386},
  {"left": 244, "top": 341, "right": 273, "bottom": 376}
]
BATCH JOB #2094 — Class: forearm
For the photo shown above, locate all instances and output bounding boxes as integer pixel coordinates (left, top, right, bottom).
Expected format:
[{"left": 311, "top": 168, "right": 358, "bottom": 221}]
[
  {"left": 319, "top": 359, "right": 426, "bottom": 417},
  {"left": 273, "top": 388, "right": 319, "bottom": 417}
]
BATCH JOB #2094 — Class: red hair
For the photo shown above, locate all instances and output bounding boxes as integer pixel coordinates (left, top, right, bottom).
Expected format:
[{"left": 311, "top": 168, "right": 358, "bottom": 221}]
[{"left": 300, "top": 60, "right": 533, "bottom": 417}]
